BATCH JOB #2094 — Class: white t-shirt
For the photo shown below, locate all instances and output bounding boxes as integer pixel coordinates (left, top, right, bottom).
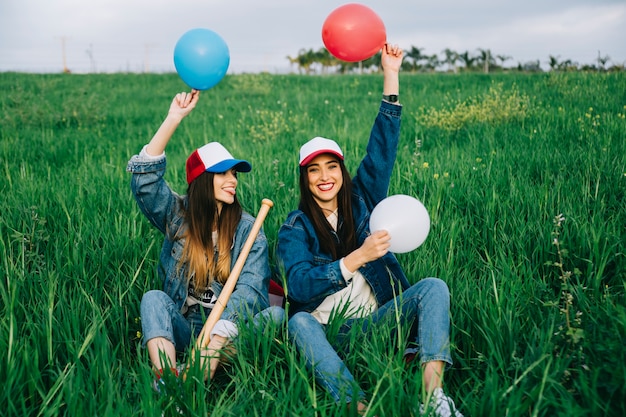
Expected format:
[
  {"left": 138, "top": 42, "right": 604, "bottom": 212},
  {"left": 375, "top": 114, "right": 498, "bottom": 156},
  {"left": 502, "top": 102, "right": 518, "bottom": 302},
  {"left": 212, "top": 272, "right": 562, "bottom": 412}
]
[{"left": 311, "top": 210, "right": 378, "bottom": 325}]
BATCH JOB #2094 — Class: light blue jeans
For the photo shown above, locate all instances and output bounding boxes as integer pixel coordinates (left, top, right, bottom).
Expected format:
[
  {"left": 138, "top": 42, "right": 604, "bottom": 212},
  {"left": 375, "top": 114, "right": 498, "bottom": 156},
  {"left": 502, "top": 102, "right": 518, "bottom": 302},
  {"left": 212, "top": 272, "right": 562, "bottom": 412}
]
[
  {"left": 288, "top": 277, "right": 453, "bottom": 403},
  {"left": 140, "top": 289, "right": 285, "bottom": 351}
]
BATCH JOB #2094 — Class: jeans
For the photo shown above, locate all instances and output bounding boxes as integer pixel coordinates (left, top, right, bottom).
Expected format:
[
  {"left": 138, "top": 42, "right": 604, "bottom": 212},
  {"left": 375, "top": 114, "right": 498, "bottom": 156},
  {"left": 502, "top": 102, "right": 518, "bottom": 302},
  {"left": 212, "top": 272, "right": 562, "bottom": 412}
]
[
  {"left": 288, "top": 277, "right": 452, "bottom": 403},
  {"left": 140, "top": 289, "right": 285, "bottom": 351}
]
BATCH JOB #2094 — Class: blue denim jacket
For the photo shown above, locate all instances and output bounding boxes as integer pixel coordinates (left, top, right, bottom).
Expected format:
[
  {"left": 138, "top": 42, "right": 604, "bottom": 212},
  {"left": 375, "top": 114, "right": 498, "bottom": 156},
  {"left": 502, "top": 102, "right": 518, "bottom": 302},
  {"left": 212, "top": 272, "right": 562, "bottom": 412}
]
[
  {"left": 127, "top": 153, "right": 270, "bottom": 323},
  {"left": 278, "top": 101, "right": 410, "bottom": 316}
]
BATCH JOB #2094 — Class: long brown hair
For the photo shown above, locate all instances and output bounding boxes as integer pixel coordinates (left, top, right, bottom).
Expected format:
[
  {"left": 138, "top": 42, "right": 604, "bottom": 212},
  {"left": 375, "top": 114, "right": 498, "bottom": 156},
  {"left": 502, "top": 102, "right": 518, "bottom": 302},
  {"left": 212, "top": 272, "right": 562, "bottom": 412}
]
[
  {"left": 178, "top": 171, "right": 242, "bottom": 288},
  {"left": 298, "top": 158, "right": 357, "bottom": 259}
]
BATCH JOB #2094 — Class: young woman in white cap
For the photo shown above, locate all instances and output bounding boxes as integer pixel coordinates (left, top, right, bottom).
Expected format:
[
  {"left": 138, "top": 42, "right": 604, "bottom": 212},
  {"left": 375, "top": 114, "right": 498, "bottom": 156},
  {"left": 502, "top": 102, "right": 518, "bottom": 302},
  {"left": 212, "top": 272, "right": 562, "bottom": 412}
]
[
  {"left": 277, "top": 44, "right": 463, "bottom": 416},
  {"left": 127, "top": 90, "right": 283, "bottom": 390}
]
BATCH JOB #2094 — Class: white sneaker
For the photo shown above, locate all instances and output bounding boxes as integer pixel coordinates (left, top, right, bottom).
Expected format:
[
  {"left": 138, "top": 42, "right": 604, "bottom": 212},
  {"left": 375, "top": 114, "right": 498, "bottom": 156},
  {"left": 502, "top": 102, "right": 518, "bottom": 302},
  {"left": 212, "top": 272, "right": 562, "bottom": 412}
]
[{"left": 419, "top": 388, "right": 464, "bottom": 417}]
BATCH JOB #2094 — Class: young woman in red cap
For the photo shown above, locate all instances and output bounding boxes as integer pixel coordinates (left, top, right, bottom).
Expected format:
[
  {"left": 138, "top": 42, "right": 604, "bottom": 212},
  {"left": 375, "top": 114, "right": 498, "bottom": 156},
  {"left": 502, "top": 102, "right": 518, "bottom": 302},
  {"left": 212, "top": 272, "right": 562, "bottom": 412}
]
[
  {"left": 127, "top": 90, "right": 283, "bottom": 391},
  {"left": 277, "top": 44, "right": 463, "bottom": 416}
]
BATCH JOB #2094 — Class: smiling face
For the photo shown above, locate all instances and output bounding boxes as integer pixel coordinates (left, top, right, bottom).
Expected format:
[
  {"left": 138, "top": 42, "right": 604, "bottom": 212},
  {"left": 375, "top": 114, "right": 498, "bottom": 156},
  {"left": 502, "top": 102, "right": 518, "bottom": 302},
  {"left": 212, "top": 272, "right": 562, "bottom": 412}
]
[
  {"left": 305, "top": 153, "right": 344, "bottom": 211},
  {"left": 213, "top": 168, "right": 238, "bottom": 212}
]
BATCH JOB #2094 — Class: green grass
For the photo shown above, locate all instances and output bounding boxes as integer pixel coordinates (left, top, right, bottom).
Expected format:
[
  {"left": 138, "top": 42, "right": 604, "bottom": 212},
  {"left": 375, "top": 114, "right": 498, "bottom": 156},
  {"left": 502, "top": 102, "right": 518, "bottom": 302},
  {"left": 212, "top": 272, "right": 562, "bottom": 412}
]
[{"left": 1, "top": 70, "right": 625, "bottom": 416}]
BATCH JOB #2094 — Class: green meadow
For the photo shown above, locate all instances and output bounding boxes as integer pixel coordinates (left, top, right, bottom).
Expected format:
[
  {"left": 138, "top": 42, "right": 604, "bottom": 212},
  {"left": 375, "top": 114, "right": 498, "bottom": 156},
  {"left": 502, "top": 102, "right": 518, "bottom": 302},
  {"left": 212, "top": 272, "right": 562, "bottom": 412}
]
[{"left": 1, "top": 70, "right": 625, "bottom": 416}]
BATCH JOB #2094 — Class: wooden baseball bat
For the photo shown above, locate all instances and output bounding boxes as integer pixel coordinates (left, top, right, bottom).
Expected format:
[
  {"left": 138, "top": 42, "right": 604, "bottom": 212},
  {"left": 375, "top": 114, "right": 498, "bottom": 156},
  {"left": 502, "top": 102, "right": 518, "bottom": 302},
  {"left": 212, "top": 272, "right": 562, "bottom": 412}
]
[{"left": 193, "top": 198, "right": 274, "bottom": 350}]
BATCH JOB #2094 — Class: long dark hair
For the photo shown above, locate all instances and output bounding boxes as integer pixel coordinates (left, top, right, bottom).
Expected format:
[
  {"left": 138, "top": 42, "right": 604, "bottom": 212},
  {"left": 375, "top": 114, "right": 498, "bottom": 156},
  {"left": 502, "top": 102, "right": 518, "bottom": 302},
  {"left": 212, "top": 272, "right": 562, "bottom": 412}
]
[
  {"left": 298, "top": 159, "right": 357, "bottom": 259},
  {"left": 178, "top": 171, "right": 242, "bottom": 287}
]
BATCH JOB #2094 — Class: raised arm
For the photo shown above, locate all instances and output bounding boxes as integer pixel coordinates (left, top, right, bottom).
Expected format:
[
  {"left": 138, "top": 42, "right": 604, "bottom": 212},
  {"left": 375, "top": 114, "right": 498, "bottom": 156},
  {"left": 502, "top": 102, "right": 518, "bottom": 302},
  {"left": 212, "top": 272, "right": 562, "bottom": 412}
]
[
  {"left": 145, "top": 90, "right": 200, "bottom": 156},
  {"left": 343, "top": 44, "right": 404, "bottom": 273},
  {"left": 382, "top": 43, "right": 403, "bottom": 101}
]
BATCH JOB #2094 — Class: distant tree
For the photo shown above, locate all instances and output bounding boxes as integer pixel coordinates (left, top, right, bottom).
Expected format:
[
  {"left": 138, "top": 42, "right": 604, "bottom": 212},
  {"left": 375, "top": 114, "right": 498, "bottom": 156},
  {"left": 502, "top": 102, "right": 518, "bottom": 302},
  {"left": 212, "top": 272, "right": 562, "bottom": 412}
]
[
  {"left": 363, "top": 52, "right": 382, "bottom": 73},
  {"left": 548, "top": 55, "right": 579, "bottom": 72},
  {"left": 580, "top": 63, "right": 598, "bottom": 72},
  {"left": 548, "top": 55, "right": 561, "bottom": 71},
  {"left": 477, "top": 48, "right": 495, "bottom": 73},
  {"left": 286, "top": 43, "right": 623, "bottom": 75},
  {"left": 519, "top": 60, "right": 542, "bottom": 72},
  {"left": 496, "top": 54, "right": 512, "bottom": 70},
  {"left": 559, "top": 59, "right": 578, "bottom": 71},
  {"left": 441, "top": 48, "right": 459, "bottom": 73},
  {"left": 286, "top": 49, "right": 308, "bottom": 74},
  {"left": 423, "top": 54, "right": 440, "bottom": 72},
  {"left": 400, "top": 59, "right": 414, "bottom": 73},
  {"left": 596, "top": 51, "right": 611, "bottom": 71},
  {"left": 404, "top": 46, "right": 425, "bottom": 72},
  {"left": 286, "top": 54, "right": 300, "bottom": 73},
  {"left": 337, "top": 60, "right": 359, "bottom": 74},
  {"left": 314, "top": 48, "right": 336, "bottom": 74},
  {"left": 458, "top": 51, "right": 477, "bottom": 71},
  {"left": 297, "top": 49, "right": 316, "bottom": 74}
]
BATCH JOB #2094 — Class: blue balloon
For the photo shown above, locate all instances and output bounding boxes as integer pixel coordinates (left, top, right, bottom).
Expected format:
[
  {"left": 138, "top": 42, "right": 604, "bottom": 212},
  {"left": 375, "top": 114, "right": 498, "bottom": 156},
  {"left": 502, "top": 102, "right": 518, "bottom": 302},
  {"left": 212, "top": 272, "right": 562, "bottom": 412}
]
[{"left": 173, "top": 28, "right": 230, "bottom": 90}]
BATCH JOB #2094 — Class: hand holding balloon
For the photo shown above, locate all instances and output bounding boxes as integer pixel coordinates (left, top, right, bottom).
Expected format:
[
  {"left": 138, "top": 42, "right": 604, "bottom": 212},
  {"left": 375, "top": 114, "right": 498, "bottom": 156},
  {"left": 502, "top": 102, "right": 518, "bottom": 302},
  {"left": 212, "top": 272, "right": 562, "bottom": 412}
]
[
  {"left": 381, "top": 43, "right": 404, "bottom": 72},
  {"left": 343, "top": 230, "right": 390, "bottom": 272},
  {"left": 168, "top": 90, "right": 200, "bottom": 120},
  {"left": 369, "top": 195, "right": 431, "bottom": 253},
  {"left": 360, "top": 230, "right": 391, "bottom": 262}
]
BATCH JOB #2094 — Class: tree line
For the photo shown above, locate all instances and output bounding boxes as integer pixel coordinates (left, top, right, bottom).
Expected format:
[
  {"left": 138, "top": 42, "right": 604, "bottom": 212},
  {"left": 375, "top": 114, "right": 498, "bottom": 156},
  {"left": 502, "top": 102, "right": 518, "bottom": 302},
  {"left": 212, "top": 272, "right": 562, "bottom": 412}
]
[{"left": 286, "top": 46, "right": 624, "bottom": 74}]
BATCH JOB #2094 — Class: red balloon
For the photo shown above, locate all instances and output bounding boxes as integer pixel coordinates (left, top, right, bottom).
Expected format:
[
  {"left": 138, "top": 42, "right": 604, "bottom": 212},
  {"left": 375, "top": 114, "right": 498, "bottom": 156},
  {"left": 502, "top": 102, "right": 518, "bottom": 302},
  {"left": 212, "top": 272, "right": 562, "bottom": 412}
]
[{"left": 322, "top": 3, "right": 386, "bottom": 62}]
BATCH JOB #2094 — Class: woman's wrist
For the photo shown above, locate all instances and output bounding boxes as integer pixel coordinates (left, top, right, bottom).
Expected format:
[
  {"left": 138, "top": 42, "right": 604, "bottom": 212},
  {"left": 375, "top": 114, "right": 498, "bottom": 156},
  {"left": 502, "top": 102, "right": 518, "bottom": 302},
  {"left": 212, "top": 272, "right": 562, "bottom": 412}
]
[
  {"left": 343, "top": 249, "right": 366, "bottom": 272},
  {"left": 383, "top": 75, "right": 399, "bottom": 96},
  {"left": 165, "top": 112, "right": 184, "bottom": 125}
]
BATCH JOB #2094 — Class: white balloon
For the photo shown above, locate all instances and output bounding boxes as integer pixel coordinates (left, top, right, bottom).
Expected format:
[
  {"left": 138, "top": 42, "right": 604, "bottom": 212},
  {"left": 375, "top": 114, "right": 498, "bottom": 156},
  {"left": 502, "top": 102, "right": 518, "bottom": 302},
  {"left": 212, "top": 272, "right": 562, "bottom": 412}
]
[{"left": 369, "top": 195, "right": 431, "bottom": 253}]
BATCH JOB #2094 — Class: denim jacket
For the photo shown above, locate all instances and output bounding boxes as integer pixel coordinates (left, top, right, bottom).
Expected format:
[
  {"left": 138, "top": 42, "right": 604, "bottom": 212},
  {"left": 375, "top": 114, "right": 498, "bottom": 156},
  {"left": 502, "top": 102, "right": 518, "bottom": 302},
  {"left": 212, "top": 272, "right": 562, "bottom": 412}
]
[
  {"left": 127, "top": 153, "right": 270, "bottom": 323},
  {"left": 278, "top": 101, "right": 410, "bottom": 316}
]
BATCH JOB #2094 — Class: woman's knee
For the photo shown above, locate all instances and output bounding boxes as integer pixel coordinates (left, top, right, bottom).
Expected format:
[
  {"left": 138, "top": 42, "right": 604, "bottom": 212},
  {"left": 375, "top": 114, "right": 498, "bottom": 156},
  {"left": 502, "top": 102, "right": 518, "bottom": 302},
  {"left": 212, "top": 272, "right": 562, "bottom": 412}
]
[
  {"left": 258, "top": 305, "right": 286, "bottom": 325},
  {"left": 141, "top": 289, "right": 169, "bottom": 304},
  {"left": 421, "top": 277, "right": 450, "bottom": 303},
  {"left": 288, "top": 311, "right": 318, "bottom": 335},
  {"left": 140, "top": 290, "right": 168, "bottom": 313}
]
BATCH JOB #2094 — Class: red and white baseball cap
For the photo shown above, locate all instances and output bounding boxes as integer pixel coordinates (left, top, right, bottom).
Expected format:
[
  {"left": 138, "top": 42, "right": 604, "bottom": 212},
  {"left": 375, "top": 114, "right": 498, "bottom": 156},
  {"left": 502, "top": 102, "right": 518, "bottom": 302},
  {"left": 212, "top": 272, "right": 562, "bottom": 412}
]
[
  {"left": 185, "top": 142, "right": 251, "bottom": 185},
  {"left": 299, "top": 136, "right": 344, "bottom": 167}
]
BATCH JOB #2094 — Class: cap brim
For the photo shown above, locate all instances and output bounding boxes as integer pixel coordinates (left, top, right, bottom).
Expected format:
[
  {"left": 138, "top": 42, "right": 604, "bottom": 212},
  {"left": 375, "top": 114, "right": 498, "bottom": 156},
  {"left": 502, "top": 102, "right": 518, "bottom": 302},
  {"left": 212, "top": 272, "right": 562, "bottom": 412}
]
[
  {"left": 299, "top": 150, "right": 344, "bottom": 167},
  {"left": 206, "top": 159, "right": 252, "bottom": 173}
]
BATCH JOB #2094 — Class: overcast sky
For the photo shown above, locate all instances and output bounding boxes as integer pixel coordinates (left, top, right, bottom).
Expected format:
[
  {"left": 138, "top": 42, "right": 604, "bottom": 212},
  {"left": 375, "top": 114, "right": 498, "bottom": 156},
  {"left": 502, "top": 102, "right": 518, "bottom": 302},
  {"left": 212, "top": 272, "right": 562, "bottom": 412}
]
[{"left": 1, "top": 0, "right": 624, "bottom": 74}]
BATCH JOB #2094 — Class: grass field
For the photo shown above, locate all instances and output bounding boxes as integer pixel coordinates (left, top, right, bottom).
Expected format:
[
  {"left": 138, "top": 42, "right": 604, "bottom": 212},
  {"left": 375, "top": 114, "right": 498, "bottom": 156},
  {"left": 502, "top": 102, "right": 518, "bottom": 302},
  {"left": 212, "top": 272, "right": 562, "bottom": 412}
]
[{"left": 1, "top": 70, "right": 625, "bottom": 416}]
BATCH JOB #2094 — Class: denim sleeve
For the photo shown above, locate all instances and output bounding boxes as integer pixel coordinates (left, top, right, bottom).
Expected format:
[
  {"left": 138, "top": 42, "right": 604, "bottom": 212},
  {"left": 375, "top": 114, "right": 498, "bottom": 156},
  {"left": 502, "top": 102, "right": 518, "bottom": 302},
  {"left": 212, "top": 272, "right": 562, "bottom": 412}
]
[
  {"left": 219, "top": 217, "right": 271, "bottom": 323},
  {"left": 127, "top": 153, "right": 180, "bottom": 235},
  {"left": 277, "top": 213, "right": 347, "bottom": 308},
  {"left": 353, "top": 101, "right": 402, "bottom": 210}
]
